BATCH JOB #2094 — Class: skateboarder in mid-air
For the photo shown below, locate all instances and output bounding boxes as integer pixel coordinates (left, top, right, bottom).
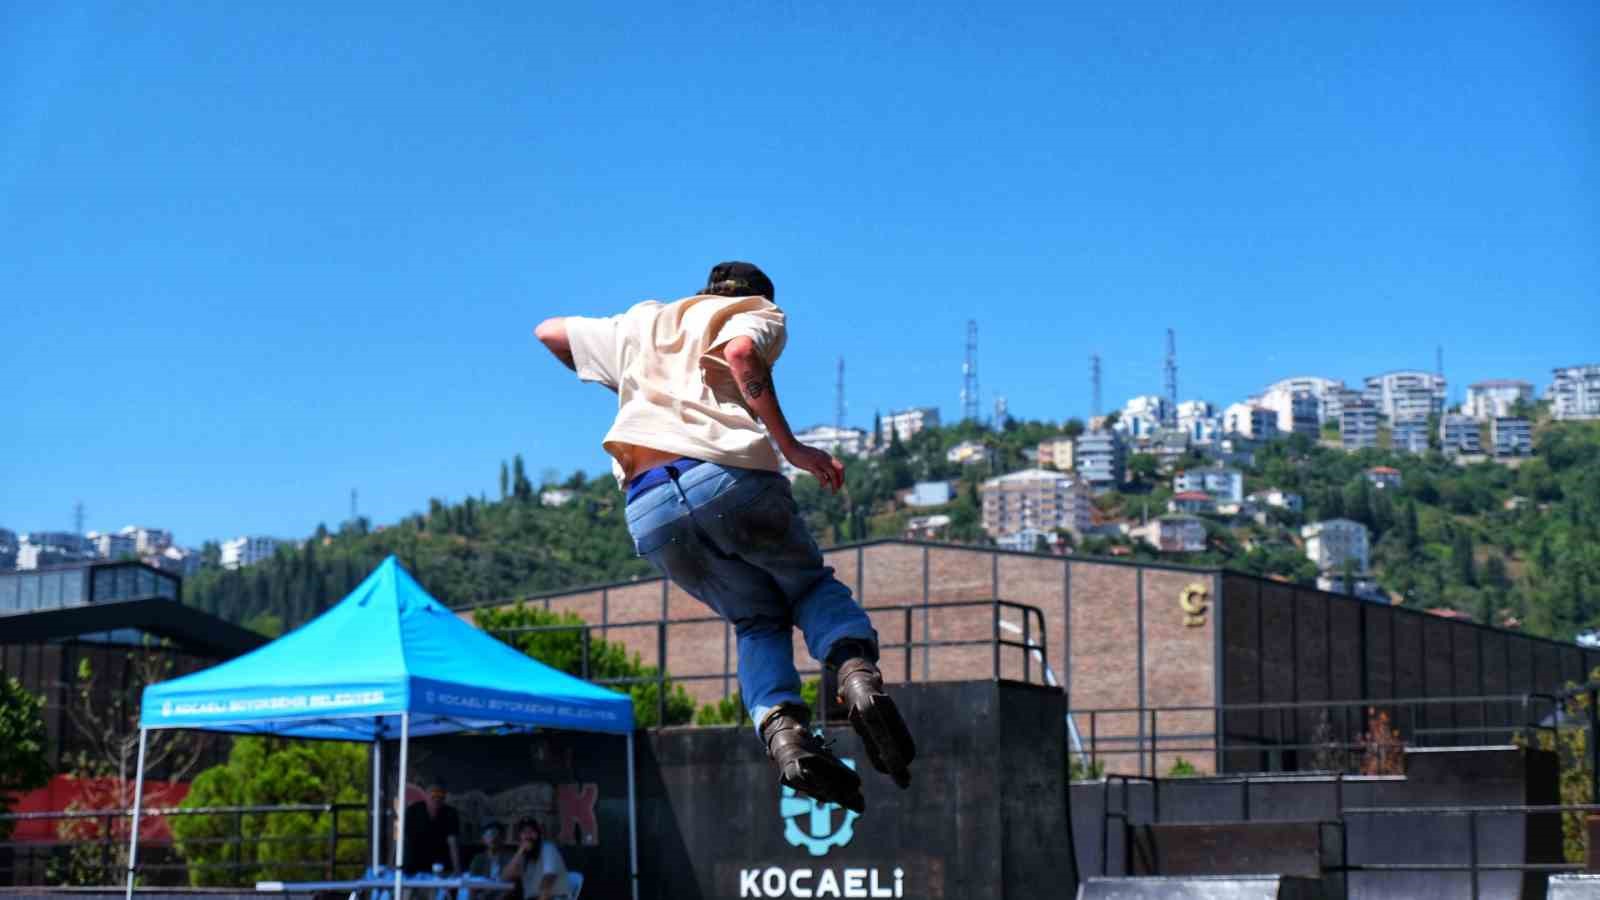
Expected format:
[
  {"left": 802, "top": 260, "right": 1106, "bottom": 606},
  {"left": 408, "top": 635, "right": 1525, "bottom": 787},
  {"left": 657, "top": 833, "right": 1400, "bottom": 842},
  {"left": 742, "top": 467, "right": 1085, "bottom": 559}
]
[{"left": 533, "top": 261, "right": 915, "bottom": 812}]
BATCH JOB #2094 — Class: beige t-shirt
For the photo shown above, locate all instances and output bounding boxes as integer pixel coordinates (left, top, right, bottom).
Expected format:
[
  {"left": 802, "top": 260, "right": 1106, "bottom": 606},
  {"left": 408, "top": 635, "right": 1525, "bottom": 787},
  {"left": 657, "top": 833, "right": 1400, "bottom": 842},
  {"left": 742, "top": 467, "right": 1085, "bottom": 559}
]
[{"left": 564, "top": 294, "right": 788, "bottom": 486}]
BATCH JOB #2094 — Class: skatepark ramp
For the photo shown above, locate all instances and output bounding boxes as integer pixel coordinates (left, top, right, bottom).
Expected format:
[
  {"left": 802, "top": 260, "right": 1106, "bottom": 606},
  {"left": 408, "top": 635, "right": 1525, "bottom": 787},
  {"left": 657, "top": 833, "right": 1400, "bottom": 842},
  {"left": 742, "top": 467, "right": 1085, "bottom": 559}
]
[{"left": 1077, "top": 876, "right": 1326, "bottom": 899}]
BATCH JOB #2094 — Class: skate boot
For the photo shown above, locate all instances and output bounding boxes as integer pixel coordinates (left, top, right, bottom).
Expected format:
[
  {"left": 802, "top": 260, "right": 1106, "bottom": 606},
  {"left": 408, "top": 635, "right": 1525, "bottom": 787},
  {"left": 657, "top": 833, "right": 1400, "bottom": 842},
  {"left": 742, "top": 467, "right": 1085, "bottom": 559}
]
[
  {"left": 835, "top": 656, "right": 917, "bottom": 789},
  {"left": 759, "top": 704, "right": 865, "bottom": 813}
]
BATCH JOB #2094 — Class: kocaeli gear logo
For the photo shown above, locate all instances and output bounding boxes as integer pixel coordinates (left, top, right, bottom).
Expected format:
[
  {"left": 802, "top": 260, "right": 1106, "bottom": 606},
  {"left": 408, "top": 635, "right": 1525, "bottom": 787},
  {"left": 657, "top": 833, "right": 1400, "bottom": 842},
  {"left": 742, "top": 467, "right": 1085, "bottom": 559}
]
[{"left": 780, "top": 759, "right": 858, "bottom": 857}]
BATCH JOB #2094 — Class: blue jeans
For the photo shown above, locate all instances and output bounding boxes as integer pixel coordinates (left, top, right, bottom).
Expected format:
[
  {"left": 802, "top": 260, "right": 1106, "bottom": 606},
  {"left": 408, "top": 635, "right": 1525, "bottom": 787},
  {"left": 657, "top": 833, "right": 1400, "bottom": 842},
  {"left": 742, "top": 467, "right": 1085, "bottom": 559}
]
[{"left": 624, "top": 462, "right": 877, "bottom": 732}]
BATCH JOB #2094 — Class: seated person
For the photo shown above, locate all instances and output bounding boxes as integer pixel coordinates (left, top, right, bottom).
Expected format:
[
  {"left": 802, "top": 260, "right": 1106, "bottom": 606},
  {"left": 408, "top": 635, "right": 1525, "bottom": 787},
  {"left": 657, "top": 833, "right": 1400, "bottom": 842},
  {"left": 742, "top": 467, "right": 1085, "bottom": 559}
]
[
  {"left": 468, "top": 823, "right": 518, "bottom": 898},
  {"left": 501, "top": 818, "right": 569, "bottom": 900}
]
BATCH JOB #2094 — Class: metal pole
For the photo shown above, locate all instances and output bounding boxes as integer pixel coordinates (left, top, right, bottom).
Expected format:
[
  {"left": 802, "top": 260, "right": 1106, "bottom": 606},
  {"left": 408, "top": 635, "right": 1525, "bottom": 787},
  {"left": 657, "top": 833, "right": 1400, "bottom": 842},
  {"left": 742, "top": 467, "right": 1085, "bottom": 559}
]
[
  {"left": 627, "top": 732, "right": 640, "bottom": 900},
  {"left": 393, "top": 713, "right": 410, "bottom": 898},
  {"left": 370, "top": 729, "right": 381, "bottom": 874},
  {"left": 1587, "top": 689, "right": 1600, "bottom": 805},
  {"left": 326, "top": 805, "right": 338, "bottom": 879},
  {"left": 123, "top": 727, "right": 149, "bottom": 900},
  {"left": 657, "top": 624, "right": 667, "bottom": 727},
  {"left": 1467, "top": 810, "right": 1479, "bottom": 900}
]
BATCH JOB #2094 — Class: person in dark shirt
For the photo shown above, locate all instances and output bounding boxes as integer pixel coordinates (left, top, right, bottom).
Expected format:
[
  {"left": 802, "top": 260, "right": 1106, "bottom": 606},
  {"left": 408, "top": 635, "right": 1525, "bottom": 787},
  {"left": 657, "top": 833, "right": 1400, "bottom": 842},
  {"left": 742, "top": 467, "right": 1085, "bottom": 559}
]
[{"left": 403, "top": 780, "right": 461, "bottom": 874}]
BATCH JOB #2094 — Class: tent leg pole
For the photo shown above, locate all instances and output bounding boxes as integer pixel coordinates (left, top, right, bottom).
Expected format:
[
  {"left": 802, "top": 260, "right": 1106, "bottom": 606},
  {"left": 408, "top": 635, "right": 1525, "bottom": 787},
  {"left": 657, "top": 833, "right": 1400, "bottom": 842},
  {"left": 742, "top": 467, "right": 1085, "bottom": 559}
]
[
  {"left": 370, "top": 724, "right": 382, "bottom": 876},
  {"left": 627, "top": 731, "right": 639, "bottom": 900},
  {"left": 124, "top": 728, "right": 149, "bottom": 900},
  {"left": 394, "top": 713, "right": 410, "bottom": 898}
]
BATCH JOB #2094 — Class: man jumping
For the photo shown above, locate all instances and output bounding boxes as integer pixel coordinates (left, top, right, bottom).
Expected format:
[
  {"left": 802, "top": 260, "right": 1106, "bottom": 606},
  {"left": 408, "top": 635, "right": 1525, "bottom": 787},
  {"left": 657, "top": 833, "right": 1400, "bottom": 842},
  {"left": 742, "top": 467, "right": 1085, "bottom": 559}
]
[{"left": 533, "top": 261, "right": 915, "bottom": 812}]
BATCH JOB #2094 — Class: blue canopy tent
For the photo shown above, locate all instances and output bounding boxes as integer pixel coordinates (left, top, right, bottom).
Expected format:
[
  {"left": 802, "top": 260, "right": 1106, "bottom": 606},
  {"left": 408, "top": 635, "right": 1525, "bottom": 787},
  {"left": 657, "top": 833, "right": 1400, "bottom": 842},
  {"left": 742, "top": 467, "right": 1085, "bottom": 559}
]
[{"left": 126, "top": 556, "right": 637, "bottom": 899}]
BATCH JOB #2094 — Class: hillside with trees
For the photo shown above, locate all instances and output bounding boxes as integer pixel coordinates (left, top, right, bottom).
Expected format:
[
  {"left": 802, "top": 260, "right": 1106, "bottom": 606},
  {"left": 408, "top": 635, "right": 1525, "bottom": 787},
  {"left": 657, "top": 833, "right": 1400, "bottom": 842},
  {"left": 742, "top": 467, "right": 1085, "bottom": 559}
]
[{"left": 185, "top": 419, "right": 1599, "bottom": 642}]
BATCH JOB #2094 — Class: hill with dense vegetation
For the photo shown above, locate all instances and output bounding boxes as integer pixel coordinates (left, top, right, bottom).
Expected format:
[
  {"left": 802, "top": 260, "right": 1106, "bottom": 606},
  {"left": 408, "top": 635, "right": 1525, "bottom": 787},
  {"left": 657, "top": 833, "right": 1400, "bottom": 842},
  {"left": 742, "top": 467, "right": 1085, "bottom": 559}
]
[{"left": 185, "top": 418, "right": 1599, "bottom": 642}]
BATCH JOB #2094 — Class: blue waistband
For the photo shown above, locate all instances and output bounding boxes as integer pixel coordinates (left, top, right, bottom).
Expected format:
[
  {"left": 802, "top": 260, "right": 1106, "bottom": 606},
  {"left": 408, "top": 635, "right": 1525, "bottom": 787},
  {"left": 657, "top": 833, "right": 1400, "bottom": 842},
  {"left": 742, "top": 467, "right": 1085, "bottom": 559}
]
[{"left": 626, "top": 458, "right": 704, "bottom": 505}]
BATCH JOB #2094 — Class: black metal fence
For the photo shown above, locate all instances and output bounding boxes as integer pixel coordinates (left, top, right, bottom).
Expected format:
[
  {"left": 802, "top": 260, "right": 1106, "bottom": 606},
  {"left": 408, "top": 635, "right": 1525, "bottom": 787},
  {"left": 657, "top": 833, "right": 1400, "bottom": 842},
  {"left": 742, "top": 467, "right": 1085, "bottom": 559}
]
[
  {"left": 486, "top": 597, "right": 1053, "bottom": 725},
  {"left": 1097, "top": 773, "right": 1595, "bottom": 900},
  {"left": 0, "top": 803, "right": 371, "bottom": 889},
  {"left": 1071, "top": 692, "right": 1565, "bottom": 778}
]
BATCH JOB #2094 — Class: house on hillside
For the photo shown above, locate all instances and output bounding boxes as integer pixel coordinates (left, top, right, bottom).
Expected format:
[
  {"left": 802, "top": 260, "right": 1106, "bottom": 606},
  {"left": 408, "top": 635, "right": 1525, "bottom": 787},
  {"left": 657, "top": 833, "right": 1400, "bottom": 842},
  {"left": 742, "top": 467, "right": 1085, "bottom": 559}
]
[
  {"left": 1128, "top": 515, "right": 1207, "bottom": 553},
  {"left": 1168, "top": 491, "right": 1216, "bottom": 515},
  {"left": 1365, "top": 466, "right": 1403, "bottom": 490}
]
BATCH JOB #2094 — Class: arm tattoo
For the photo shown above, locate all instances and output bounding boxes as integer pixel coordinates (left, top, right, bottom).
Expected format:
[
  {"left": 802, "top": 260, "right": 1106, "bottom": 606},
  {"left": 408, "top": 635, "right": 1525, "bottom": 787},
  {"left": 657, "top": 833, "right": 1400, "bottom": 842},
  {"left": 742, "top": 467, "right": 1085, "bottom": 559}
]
[{"left": 741, "top": 372, "right": 769, "bottom": 400}]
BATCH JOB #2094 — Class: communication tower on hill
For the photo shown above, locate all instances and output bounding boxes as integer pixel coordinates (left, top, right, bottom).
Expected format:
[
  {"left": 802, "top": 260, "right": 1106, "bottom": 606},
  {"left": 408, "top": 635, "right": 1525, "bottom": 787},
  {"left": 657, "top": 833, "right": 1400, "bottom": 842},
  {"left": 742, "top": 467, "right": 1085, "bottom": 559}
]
[
  {"left": 835, "top": 356, "right": 846, "bottom": 431},
  {"left": 961, "top": 320, "right": 980, "bottom": 422},
  {"left": 1163, "top": 328, "right": 1178, "bottom": 427},
  {"left": 1091, "top": 354, "right": 1103, "bottom": 419},
  {"left": 993, "top": 395, "right": 1008, "bottom": 430}
]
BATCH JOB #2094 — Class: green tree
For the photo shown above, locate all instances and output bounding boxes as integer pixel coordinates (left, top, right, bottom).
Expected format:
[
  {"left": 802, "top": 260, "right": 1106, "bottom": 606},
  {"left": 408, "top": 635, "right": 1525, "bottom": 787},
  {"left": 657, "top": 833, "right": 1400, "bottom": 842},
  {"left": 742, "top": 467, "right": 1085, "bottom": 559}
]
[
  {"left": 1452, "top": 529, "right": 1476, "bottom": 587},
  {"left": 172, "top": 737, "right": 369, "bottom": 886},
  {"left": 473, "top": 604, "right": 695, "bottom": 727},
  {"left": 512, "top": 455, "right": 533, "bottom": 501},
  {"left": 0, "top": 677, "right": 50, "bottom": 840},
  {"left": 499, "top": 460, "right": 510, "bottom": 501},
  {"left": 1126, "top": 453, "right": 1160, "bottom": 484}
]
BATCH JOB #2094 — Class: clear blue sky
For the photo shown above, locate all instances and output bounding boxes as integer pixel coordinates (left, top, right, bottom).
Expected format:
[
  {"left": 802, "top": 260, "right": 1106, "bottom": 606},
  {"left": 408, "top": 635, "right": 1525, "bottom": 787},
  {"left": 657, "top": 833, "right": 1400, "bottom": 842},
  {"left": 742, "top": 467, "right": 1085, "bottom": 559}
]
[{"left": 3, "top": 1, "right": 1596, "bottom": 547}]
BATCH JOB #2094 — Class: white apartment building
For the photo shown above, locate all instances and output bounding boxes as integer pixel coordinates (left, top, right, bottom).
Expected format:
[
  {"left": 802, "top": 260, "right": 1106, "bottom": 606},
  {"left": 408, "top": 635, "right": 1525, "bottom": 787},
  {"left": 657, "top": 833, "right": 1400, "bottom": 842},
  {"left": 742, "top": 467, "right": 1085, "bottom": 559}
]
[
  {"left": 15, "top": 532, "right": 92, "bottom": 570},
  {"left": 1439, "top": 414, "right": 1483, "bottom": 457},
  {"left": 1302, "top": 519, "right": 1370, "bottom": 573},
  {"left": 1074, "top": 430, "right": 1126, "bottom": 487},
  {"left": 793, "top": 424, "right": 868, "bottom": 457},
  {"left": 946, "top": 439, "right": 995, "bottom": 466},
  {"left": 1325, "top": 388, "right": 1364, "bottom": 424},
  {"left": 1037, "top": 436, "right": 1076, "bottom": 472},
  {"left": 1341, "top": 402, "right": 1380, "bottom": 451},
  {"left": 1465, "top": 381, "right": 1533, "bottom": 421},
  {"left": 1363, "top": 371, "right": 1446, "bottom": 422},
  {"left": 1550, "top": 364, "right": 1600, "bottom": 421},
  {"left": 880, "top": 407, "right": 940, "bottom": 443},
  {"left": 1492, "top": 417, "right": 1533, "bottom": 457},
  {"left": 1118, "top": 396, "right": 1170, "bottom": 438},
  {"left": 980, "top": 469, "right": 1093, "bottom": 539},
  {"left": 88, "top": 531, "right": 137, "bottom": 560},
  {"left": 117, "top": 526, "right": 173, "bottom": 555},
  {"left": 1173, "top": 466, "right": 1244, "bottom": 504},
  {"left": 1256, "top": 387, "right": 1320, "bottom": 437},
  {"left": 1129, "top": 515, "right": 1207, "bottom": 553},
  {"left": 1223, "top": 403, "right": 1279, "bottom": 441},
  {"left": 1263, "top": 377, "right": 1346, "bottom": 425},
  {"left": 1176, "top": 401, "right": 1220, "bottom": 444},
  {"left": 1390, "top": 419, "right": 1430, "bottom": 455},
  {"left": 220, "top": 536, "right": 280, "bottom": 570}
]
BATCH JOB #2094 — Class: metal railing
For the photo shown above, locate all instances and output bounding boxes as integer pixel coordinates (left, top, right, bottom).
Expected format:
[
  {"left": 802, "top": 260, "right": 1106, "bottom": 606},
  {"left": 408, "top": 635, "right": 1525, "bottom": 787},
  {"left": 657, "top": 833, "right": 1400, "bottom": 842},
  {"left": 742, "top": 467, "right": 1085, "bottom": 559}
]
[
  {"left": 1071, "top": 693, "right": 1563, "bottom": 777},
  {"left": 0, "top": 803, "right": 371, "bottom": 888},
  {"left": 1096, "top": 776, "right": 1593, "bottom": 897},
  {"left": 487, "top": 597, "right": 1052, "bottom": 726},
  {"left": 1334, "top": 803, "right": 1593, "bottom": 900}
]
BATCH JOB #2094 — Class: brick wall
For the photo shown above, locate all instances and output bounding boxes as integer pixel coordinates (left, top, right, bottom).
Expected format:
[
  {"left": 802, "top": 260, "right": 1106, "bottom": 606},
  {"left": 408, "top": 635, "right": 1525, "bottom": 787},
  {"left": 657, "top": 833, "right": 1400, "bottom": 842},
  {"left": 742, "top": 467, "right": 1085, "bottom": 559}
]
[
  {"left": 461, "top": 540, "right": 1222, "bottom": 773},
  {"left": 458, "top": 540, "right": 1600, "bottom": 779}
]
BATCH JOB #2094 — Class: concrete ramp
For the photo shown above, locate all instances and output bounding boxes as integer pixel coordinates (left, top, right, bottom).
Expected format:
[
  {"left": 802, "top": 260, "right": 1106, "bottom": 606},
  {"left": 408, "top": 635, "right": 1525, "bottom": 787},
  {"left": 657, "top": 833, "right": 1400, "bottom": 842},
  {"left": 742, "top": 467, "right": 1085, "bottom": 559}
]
[
  {"left": 1550, "top": 875, "right": 1600, "bottom": 898},
  {"left": 1077, "top": 875, "right": 1326, "bottom": 900}
]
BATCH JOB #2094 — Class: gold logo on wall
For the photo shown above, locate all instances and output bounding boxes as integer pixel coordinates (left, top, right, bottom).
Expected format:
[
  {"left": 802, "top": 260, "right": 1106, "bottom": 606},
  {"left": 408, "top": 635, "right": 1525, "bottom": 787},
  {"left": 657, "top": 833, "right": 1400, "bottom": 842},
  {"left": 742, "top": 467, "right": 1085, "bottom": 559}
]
[{"left": 1179, "top": 583, "right": 1210, "bottom": 627}]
